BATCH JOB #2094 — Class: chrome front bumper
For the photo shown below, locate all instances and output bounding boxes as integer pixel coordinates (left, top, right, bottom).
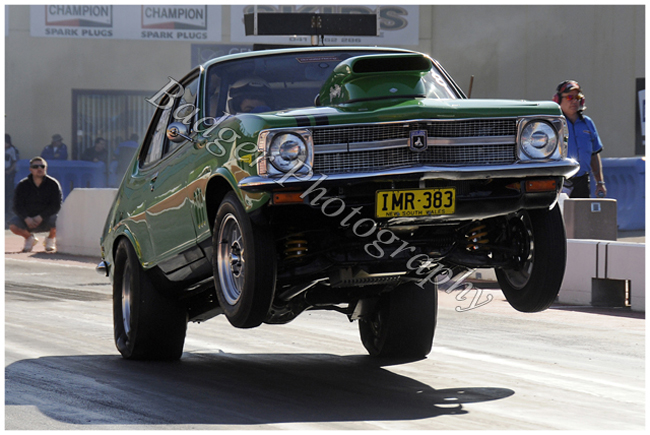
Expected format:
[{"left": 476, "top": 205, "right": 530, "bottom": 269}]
[{"left": 238, "top": 159, "right": 579, "bottom": 192}]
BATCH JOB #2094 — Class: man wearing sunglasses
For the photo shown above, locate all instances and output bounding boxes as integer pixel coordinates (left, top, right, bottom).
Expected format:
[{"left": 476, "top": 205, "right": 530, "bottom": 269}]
[
  {"left": 553, "top": 80, "right": 606, "bottom": 198},
  {"left": 8, "top": 157, "right": 62, "bottom": 252}
]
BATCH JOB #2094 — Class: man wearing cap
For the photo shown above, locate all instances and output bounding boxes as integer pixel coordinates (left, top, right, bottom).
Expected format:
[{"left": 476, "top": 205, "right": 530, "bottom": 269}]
[
  {"left": 41, "top": 134, "right": 68, "bottom": 160},
  {"left": 9, "top": 157, "right": 62, "bottom": 252},
  {"left": 553, "top": 80, "right": 606, "bottom": 198}
]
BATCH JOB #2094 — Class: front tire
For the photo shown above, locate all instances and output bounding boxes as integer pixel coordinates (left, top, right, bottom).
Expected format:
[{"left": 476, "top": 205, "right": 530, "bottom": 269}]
[
  {"left": 359, "top": 282, "right": 437, "bottom": 358},
  {"left": 495, "top": 205, "right": 566, "bottom": 313},
  {"left": 212, "top": 192, "right": 276, "bottom": 328},
  {"left": 112, "top": 239, "right": 187, "bottom": 360}
]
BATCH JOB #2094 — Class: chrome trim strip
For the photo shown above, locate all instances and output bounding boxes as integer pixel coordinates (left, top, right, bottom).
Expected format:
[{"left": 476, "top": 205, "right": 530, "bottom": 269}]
[
  {"left": 315, "top": 143, "right": 349, "bottom": 153},
  {"left": 349, "top": 139, "right": 407, "bottom": 151},
  {"left": 315, "top": 136, "right": 516, "bottom": 154},
  {"left": 427, "top": 135, "right": 516, "bottom": 146},
  {"left": 239, "top": 159, "right": 580, "bottom": 191},
  {"left": 306, "top": 115, "right": 527, "bottom": 131}
]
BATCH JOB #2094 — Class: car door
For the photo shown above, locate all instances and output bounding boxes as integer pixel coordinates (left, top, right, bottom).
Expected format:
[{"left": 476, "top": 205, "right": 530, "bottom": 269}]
[{"left": 138, "top": 71, "right": 202, "bottom": 269}]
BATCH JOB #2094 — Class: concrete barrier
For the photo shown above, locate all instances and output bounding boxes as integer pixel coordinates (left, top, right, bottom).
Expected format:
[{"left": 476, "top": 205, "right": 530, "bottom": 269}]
[
  {"left": 597, "top": 242, "right": 646, "bottom": 312},
  {"left": 557, "top": 240, "right": 600, "bottom": 306},
  {"left": 558, "top": 239, "right": 645, "bottom": 311},
  {"left": 57, "top": 188, "right": 118, "bottom": 257},
  {"left": 471, "top": 238, "right": 645, "bottom": 312},
  {"left": 563, "top": 198, "right": 618, "bottom": 240}
]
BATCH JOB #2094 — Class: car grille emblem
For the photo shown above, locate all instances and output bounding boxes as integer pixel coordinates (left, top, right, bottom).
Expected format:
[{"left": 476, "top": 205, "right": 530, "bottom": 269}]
[{"left": 409, "top": 130, "right": 428, "bottom": 152}]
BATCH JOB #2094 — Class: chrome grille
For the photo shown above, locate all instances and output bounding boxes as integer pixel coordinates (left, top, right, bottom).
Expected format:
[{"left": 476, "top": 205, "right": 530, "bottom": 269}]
[
  {"left": 312, "top": 119, "right": 517, "bottom": 145},
  {"left": 314, "top": 144, "right": 515, "bottom": 173},
  {"left": 312, "top": 119, "right": 518, "bottom": 173}
]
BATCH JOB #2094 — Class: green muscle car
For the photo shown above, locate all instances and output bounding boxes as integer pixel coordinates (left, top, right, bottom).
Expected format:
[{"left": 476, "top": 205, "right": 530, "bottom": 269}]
[{"left": 98, "top": 46, "right": 578, "bottom": 360}]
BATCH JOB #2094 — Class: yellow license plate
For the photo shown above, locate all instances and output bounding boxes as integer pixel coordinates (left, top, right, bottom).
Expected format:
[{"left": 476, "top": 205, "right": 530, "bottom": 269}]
[{"left": 376, "top": 188, "right": 456, "bottom": 218}]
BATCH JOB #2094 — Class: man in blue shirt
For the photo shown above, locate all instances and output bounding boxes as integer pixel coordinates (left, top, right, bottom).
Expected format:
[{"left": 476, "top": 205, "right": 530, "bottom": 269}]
[
  {"left": 554, "top": 80, "right": 606, "bottom": 198},
  {"left": 41, "top": 134, "right": 68, "bottom": 160}
]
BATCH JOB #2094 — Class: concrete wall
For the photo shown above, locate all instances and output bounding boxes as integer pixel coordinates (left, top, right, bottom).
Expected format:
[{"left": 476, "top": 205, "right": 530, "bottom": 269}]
[
  {"left": 5, "top": 5, "right": 645, "bottom": 160},
  {"left": 557, "top": 239, "right": 645, "bottom": 312},
  {"left": 57, "top": 188, "right": 117, "bottom": 257}
]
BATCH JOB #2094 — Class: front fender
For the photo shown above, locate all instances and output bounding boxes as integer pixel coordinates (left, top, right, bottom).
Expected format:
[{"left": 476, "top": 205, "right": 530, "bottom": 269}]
[
  {"left": 212, "top": 166, "right": 270, "bottom": 212},
  {"left": 104, "top": 223, "right": 150, "bottom": 281}
]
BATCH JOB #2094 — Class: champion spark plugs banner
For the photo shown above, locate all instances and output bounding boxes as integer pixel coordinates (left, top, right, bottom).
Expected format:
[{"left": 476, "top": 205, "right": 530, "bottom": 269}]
[{"left": 30, "top": 5, "right": 222, "bottom": 41}]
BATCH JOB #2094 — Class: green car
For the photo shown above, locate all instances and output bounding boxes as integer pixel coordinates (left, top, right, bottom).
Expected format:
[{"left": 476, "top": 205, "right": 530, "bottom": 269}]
[{"left": 98, "top": 46, "right": 578, "bottom": 361}]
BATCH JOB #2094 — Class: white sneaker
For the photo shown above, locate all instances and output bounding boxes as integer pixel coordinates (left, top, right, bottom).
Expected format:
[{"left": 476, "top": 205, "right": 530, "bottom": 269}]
[
  {"left": 44, "top": 237, "right": 57, "bottom": 252},
  {"left": 23, "top": 235, "right": 38, "bottom": 252}
]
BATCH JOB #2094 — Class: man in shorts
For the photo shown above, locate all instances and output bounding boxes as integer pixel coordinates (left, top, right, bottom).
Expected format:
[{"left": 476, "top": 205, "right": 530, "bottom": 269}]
[{"left": 9, "top": 156, "right": 63, "bottom": 252}]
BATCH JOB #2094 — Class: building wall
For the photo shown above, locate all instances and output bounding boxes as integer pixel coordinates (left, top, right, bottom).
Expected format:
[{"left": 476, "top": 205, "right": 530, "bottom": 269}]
[
  {"left": 5, "top": 5, "right": 199, "bottom": 159},
  {"left": 417, "top": 5, "right": 645, "bottom": 159},
  {"left": 5, "top": 4, "right": 645, "bottom": 160}
]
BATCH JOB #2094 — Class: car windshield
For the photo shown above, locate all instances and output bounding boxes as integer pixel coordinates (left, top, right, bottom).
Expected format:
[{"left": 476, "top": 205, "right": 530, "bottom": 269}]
[{"left": 206, "top": 50, "right": 459, "bottom": 117}]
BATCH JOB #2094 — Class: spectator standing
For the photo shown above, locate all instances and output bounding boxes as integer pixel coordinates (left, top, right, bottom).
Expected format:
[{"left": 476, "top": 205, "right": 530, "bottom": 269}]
[
  {"left": 9, "top": 157, "right": 62, "bottom": 252},
  {"left": 81, "top": 137, "right": 109, "bottom": 164},
  {"left": 554, "top": 80, "right": 606, "bottom": 198},
  {"left": 41, "top": 134, "right": 68, "bottom": 160},
  {"left": 5, "top": 134, "right": 20, "bottom": 222}
]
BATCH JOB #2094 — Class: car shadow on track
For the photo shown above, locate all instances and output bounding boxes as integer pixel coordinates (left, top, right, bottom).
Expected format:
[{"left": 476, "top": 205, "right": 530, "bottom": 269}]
[{"left": 5, "top": 352, "right": 514, "bottom": 426}]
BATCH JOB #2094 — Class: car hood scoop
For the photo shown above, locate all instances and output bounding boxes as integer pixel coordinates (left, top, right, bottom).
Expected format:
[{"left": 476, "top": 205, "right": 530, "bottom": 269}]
[{"left": 317, "top": 53, "right": 433, "bottom": 106}]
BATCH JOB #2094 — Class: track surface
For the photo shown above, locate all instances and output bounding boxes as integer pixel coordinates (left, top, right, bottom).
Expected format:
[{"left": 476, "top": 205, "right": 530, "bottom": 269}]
[{"left": 4, "top": 252, "right": 645, "bottom": 430}]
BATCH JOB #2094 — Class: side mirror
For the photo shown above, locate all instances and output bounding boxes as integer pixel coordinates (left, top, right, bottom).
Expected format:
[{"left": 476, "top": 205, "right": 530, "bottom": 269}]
[{"left": 167, "top": 122, "right": 193, "bottom": 143}]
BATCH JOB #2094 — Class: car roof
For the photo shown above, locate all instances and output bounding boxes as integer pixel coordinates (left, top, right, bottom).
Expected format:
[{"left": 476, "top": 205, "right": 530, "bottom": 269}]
[{"left": 202, "top": 46, "right": 418, "bottom": 69}]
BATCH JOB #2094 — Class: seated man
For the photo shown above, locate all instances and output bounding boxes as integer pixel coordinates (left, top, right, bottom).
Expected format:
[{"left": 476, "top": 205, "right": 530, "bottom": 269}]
[
  {"left": 228, "top": 77, "right": 273, "bottom": 114},
  {"left": 9, "top": 157, "right": 63, "bottom": 252},
  {"left": 239, "top": 96, "right": 269, "bottom": 113},
  {"left": 81, "top": 137, "right": 109, "bottom": 164},
  {"left": 41, "top": 134, "right": 68, "bottom": 160}
]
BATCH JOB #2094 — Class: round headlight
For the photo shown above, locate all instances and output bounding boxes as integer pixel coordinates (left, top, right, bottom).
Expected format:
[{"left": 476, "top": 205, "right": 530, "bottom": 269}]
[
  {"left": 269, "top": 133, "right": 307, "bottom": 172},
  {"left": 520, "top": 121, "right": 558, "bottom": 159}
]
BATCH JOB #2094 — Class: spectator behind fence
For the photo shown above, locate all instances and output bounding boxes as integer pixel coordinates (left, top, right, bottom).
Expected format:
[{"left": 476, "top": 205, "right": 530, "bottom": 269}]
[
  {"left": 41, "top": 134, "right": 68, "bottom": 160},
  {"left": 5, "top": 134, "right": 20, "bottom": 223},
  {"left": 9, "top": 157, "right": 63, "bottom": 252},
  {"left": 81, "top": 137, "right": 109, "bottom": 164},
  {"left": 115, "top": 133, "right": 139, "bottom": 175}
]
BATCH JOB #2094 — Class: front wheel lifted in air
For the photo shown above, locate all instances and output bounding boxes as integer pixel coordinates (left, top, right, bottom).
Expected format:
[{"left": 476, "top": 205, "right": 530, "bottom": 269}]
[
  {"left": 495, "top": 205, "right": 567, "bottom": 313},
  {"left": 212, "top": 192, "right": 277, "bottom": 328}
]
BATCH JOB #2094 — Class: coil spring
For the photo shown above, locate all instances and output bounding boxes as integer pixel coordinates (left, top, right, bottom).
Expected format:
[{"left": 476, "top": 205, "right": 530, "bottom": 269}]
[
  {"left": 284, "top": 234, "right": 308, "bottom": 260},
  {"left": 465, "top": 224, "right": 489, "bottom": 251}
]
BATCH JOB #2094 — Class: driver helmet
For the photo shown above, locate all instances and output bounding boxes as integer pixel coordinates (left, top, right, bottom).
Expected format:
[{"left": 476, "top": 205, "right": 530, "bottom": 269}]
[{"left": 227, "top": 76, "right": 273, "bottom": 114}]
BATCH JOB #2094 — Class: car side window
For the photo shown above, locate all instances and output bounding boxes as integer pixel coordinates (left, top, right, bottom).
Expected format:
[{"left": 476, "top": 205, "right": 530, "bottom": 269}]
[
  {"left": 139, "top": 71, "right": 200, "bottom": 168},
  {"left": 207, "top": 71, "right": 221, "bottom": 118},
  {"left": 167, "top": 76, "right": 199, "bottom": 155},
  {"left": 143, "top": 107, "right": 172, "bottom": 166}
]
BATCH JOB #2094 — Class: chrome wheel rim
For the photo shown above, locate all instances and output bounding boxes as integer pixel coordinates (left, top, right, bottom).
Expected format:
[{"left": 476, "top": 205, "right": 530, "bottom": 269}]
[
  {"left": 121, "top": 262, "right": 133, "bottom": 336},
  {"left": 504, "top": 213, "right": 535, "bottom": 289},
  {"left": 217, "top": 213, "right": 245, "bottom": 305}
]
